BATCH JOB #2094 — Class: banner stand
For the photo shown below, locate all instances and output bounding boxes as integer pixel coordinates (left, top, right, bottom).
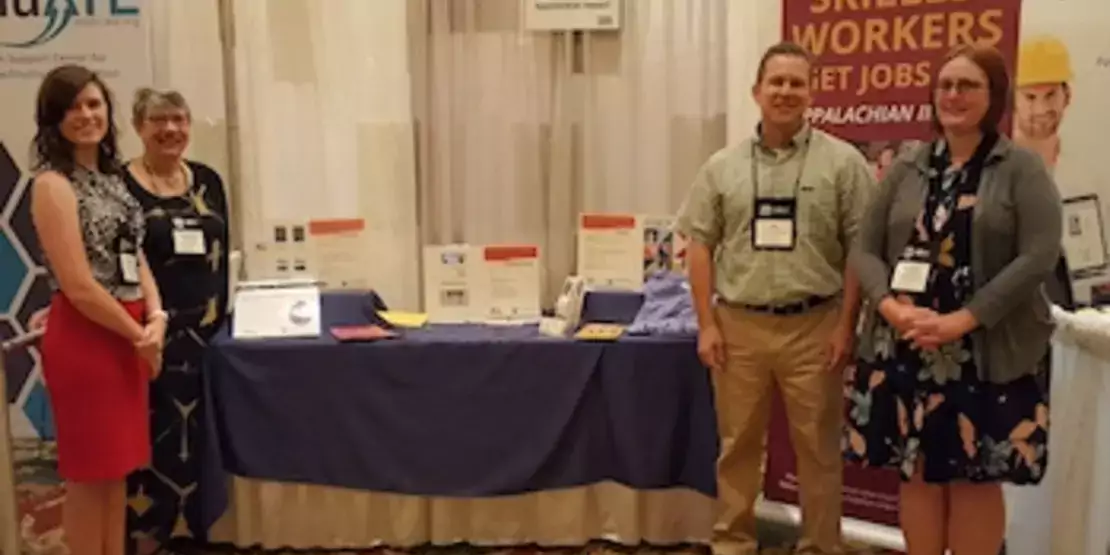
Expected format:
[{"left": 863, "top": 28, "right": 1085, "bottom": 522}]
[
  {"left": 0, "top": 338, "right": 29, "bottom": 555},
  {"left": 756, "top": 499, "right": 906, "bottom": 552}
]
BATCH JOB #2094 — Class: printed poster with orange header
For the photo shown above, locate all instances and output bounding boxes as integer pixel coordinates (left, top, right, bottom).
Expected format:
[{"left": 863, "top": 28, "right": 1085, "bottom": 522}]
[
  {"left": 482, "top": 245, "right": 542, "bottom": 322},
  {"left": 423, "top": 244, "right": 542, "bottom": 323},
  {"left": 577, "top": 213, "right": 644, "bottom": 290},
  {"left": 577, "top": 213, "right": 686, "bottom": 291},
  {"left": 769, "top": 0, "right": 1024, "bottom": 528}
]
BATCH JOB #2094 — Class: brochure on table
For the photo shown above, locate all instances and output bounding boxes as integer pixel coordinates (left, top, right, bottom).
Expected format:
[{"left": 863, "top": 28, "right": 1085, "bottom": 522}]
[
  {"left": 423, "top": 244, "right": 542, "bottom": 324},
  {"left": 577, "top": 213, "right": 684, "bottom": 291}
]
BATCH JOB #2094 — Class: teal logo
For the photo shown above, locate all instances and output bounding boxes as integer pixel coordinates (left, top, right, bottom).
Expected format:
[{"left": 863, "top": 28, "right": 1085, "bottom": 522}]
[{"left": 0, "top": 0, "right": 139, "bottom": 48}]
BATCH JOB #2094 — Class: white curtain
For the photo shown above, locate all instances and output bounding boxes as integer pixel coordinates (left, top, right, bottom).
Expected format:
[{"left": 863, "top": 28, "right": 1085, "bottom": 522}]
[
  {"left": 411, "top": 0, "right": 727, "bottom": 302},
  {"left": 229, "top": 0, "right": 421, "bottom": 309},
  {"left": 725, "top": 0, "right": 780, "bottom": 143},
  {"left": 579, "top": 0, "right": 727, "bottom": 214},
  {"left": 144, "top": 0, "right": 228, "bottom": 179}
]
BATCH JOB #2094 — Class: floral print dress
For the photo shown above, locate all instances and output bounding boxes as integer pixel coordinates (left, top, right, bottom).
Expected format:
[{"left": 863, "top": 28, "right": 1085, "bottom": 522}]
[{"left": 844, "top": 139, "right": 1050, "bottom": 484}]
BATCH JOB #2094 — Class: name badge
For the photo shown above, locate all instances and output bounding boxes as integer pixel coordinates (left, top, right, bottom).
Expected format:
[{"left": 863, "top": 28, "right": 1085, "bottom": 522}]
[
  {"left": 891, "top": 260, "right": 931, "bottom": 293},
  {"left": 752, "top": 198, "right": 797, "bottom": 251},
  {"left": 120, "top": 253, "right": 140, "bottom": 284},
  {"left": 173, "top": 229, "right": 207, "bottom": 255}
]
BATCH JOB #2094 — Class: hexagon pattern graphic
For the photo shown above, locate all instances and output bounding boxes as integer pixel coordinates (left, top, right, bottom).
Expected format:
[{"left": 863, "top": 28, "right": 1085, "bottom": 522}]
[
  {"left": 0, "top": 141, "right": 19, "bottom": 210},
  {"left": 17, "top": 272, "right": 52, "bottom": 330},
  {"left": 0, "top": 141, "right": 53, "bottom": 439},
  {"left": 10, "top": 176, "right": 43, "bottom": 267},
  {"left": 0, "top": 232, "right": 28, "bottom": 314},
  {"left": 22, "top": 377, "right": 55, "bottom": 439}
]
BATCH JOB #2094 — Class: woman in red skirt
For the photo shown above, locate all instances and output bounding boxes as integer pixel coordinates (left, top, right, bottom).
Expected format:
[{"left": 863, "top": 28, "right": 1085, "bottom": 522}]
[{"left": 30, "top": 65, "right": 166, "bottom": 555}]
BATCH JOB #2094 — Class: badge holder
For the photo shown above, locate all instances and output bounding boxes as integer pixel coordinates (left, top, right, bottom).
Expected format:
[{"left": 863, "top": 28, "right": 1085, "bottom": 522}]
[
  {"left": 117, "top": 226, "right": 141, "bottom": 285},
  {"left": 172, "top": 225, "right": 207, "bottom": 256},
  {"left": 891, "top": 260, "right": 931, "bottom": 294},
  {"left": 748, "top": 138, "right": 809, "bottom": 253},
  {"left": 752, "top": 197, "right": 798, "bottom": 251}
]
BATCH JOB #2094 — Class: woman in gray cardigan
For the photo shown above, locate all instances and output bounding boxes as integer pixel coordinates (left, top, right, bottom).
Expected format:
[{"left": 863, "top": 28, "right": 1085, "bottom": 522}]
[{"left": 845, "top": 45, "right": 1061, "bottom": 555}]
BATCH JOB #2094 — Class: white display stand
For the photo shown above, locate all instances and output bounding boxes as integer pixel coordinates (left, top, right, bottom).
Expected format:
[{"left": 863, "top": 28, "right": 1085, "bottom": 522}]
[
  {"left": 539, "top": 276, "right": 588, "bottom": 337},
  {"left": 1005, "top": 307, "right": 1110, "bottom": 555}
]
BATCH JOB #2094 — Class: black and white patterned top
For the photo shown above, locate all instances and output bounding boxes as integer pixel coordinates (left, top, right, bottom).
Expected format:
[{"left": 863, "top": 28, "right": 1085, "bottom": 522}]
[{"left": 46, "top": 167, "right": 145, "bottom": 301}]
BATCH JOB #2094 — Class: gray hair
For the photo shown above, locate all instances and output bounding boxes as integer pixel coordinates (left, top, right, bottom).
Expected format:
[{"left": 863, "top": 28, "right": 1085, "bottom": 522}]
[{"left": 132, "top": 87, "right": 190, "bottom": 126}]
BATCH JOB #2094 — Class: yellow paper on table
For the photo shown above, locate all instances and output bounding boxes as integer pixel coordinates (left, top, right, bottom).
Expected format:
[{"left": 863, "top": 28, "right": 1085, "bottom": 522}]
[
  {"left": 378, "top": 311, "right": 429, "bottom": 328},
  {"left": 574, "top": 323, "right": 626, "bottom": 342}
]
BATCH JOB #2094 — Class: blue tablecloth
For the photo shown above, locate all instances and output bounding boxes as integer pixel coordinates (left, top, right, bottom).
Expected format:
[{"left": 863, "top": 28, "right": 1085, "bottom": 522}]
[{"left": 199, "top": 291, "right": 716, "bottom": 535}]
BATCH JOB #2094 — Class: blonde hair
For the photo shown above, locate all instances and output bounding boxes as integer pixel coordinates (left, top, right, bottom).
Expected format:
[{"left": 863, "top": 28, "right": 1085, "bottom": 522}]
[{"left": 132, "top": 87, "right": 190, "bottom": 126}]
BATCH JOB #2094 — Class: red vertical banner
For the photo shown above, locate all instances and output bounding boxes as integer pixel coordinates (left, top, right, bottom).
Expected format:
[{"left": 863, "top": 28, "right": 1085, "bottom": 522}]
[
  {"left": 767, "top": 0, "right": 1024, "bottom": 527},
  {"left": 785, "top": 0, "right": 1022, "bottom": 142}
]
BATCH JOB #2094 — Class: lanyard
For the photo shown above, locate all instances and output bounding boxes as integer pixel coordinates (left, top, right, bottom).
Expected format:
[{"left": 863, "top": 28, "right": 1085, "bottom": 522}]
[
  {"left": 750, "top": 138, "right": 811, "bottom": 204},
  {"left": 917, "top": 135, "right": 996, "bottom": 259}
]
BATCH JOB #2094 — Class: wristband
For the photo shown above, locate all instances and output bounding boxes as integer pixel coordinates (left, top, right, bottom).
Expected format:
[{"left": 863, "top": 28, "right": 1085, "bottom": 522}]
[{"left": 148, "top": 309, "right": 168, "bottom": 322}]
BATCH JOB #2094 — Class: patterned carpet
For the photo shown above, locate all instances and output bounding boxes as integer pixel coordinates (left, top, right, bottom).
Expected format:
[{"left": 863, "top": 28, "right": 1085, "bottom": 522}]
[{"left": 10, "top": 439, "right": 897, "bottom": 555}]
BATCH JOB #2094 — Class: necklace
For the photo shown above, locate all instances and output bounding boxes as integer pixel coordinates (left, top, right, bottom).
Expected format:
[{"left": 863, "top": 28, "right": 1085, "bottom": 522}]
[{"left": 142, "top": 158, "right": 187, "bottom": 196}]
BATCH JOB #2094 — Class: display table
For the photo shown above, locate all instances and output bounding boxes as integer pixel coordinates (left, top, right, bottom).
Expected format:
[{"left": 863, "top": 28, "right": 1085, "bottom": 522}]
[
  {"left": 199, "top": 292, "right": 718, "bottom": 549},
  {"left": 198, "top": 290, "right": 1110, "bottom": 552}
]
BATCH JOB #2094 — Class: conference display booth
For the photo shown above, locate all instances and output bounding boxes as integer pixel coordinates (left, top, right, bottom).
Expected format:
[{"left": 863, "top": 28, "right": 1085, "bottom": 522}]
[{"left": 3, "top": 299, "right": 1109, "bottom": 554}]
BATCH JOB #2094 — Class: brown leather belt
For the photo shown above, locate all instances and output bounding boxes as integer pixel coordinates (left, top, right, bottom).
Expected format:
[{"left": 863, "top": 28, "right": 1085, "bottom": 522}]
[{"left": 729, "top": 295, "right": 834, "bottom": 315}]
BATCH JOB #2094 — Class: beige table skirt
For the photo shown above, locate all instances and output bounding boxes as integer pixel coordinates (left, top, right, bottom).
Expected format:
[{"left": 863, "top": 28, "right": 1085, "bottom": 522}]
[{"left": 208, "top": 477, "right": 716, "bottom": 550}]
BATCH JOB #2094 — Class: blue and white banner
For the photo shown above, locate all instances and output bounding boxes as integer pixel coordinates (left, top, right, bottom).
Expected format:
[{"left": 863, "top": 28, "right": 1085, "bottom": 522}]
[{"left": 1, "top": 0, "right": 152, "bottom": 439}]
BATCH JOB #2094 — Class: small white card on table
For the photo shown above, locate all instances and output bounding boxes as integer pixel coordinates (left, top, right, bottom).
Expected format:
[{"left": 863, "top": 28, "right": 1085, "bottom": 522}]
[{"left": 232, "top": 279, "right": 322, "bottom": 339}]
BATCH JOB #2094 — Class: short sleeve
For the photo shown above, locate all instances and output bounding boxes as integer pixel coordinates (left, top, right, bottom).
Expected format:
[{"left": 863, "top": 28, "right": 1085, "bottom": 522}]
[
  {"left": 675, "top": 159, "right": 723, "bottom": 248},
  {"left": 838, "top": 149, "right": 879, "bottom": 248}
]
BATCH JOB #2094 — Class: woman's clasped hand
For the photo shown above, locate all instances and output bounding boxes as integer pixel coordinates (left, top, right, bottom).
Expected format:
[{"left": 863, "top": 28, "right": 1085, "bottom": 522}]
[{"left": 878, "top": 296, "right": 977, "bottom": 351}]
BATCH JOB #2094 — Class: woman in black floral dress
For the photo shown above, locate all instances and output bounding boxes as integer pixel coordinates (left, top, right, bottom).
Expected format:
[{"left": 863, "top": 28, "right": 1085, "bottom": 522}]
[
  {"left": 122, "top": 89, "right": 229, "bottom": 555},
  {"left": 847, "top": 45, "right": 1061, "bottom": 554}
]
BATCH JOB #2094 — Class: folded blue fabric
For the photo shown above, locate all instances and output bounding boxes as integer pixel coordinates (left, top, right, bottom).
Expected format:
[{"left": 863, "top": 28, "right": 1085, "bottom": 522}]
[{"left": 626, "top": 272, "right": 698, "bottom": 336}]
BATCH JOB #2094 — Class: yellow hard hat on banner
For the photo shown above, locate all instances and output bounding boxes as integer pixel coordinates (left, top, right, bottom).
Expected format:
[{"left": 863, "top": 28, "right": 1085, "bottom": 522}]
[{"left": 1017, "top": 36, "right": 1073, "bottom": 87}]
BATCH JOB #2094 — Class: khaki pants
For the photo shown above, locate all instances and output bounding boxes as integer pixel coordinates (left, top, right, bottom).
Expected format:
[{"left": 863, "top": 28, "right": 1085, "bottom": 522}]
[{"left": 711, "top": 303, "right": 844, "bottom": 555}]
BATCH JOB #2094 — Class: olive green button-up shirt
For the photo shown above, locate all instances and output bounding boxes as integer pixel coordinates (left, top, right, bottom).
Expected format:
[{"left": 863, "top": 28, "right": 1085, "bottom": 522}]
[{"left": 675, "top": 126, "right": 876, "bottom": 306}]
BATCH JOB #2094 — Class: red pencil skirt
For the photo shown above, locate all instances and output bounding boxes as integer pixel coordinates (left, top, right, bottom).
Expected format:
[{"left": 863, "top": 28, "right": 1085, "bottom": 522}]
[{"left": 40, "top": 293, "right": 151, "bottom": 482}]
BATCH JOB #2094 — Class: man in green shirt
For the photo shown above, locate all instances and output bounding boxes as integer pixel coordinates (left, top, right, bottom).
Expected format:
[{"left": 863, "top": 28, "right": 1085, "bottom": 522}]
[{"left": 676, "top": 42, "right": 875, "bottom": 555}]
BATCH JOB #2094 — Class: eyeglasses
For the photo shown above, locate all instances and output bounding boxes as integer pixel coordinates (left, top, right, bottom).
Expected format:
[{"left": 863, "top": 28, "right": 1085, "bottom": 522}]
[
  {"left": 145, "top": 113, "right": 189, "bottom": 127},
  {"left": 935, "top": 79, "right": 986, "bottom": 94}
]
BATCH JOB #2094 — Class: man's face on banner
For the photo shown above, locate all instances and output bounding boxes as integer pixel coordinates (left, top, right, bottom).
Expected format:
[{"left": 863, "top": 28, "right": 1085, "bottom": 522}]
[
  {"left": 1015, "top": 83, "right": 1070, "bottom": 139},
  {"left": 753, "top": 55, "right": 812, "bottom": 127}
]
